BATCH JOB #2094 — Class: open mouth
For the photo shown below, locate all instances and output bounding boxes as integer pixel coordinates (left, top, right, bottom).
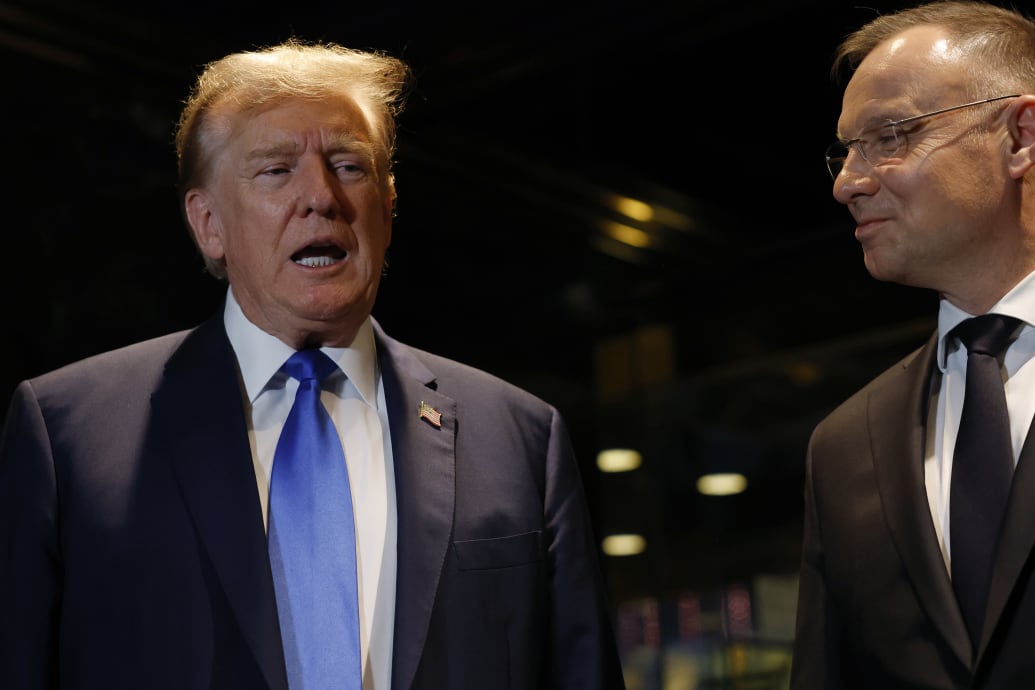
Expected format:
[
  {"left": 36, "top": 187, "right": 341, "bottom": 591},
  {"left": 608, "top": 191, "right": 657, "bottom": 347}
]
[{"left": 292, "top": 244, "right": 347, "bottom": 268}]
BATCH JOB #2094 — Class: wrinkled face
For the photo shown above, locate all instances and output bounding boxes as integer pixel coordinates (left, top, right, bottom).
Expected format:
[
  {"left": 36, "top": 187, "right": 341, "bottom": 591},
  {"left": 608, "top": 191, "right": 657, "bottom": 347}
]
[
  {"left": 833, "top": 25, "right": 1014, "bottom": 297},
  {"left": 185, "top": 95, "right": 393, "bottom": 348}
]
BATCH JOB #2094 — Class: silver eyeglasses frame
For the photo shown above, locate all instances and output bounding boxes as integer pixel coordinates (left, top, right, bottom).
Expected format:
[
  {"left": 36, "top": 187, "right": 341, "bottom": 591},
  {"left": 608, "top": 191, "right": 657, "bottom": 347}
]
[{"left": 825, "top": 94, "right": 1021, "bottom": 179}]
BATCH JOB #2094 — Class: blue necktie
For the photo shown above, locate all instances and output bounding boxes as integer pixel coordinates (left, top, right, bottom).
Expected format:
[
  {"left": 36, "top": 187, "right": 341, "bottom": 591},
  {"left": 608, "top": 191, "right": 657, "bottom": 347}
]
[
  {"left": 268, "top": 349, "right": 361, "bottom": 690},
  {"left": 950, "top": 314, "right": 1020, "bottom": 649}
]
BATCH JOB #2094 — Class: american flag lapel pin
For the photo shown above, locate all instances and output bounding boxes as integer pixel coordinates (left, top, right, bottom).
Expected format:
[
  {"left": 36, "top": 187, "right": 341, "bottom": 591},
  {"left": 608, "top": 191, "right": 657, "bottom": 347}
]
[{"left": 419, "top": 400, "right": 443, "bottom": 428}]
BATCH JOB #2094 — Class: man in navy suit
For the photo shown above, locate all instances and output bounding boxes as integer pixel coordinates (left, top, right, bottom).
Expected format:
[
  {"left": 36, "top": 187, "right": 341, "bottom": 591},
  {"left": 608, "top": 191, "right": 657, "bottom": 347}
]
[{"left": 0, "top": 39, "right": 625, "bottom": 690}]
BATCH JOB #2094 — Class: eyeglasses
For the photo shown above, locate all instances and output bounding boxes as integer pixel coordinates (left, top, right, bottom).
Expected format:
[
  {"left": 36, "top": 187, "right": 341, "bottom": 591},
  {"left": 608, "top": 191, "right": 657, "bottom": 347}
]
[{"left": 825, "top": 94, "right": 1020, "bottom": 179}]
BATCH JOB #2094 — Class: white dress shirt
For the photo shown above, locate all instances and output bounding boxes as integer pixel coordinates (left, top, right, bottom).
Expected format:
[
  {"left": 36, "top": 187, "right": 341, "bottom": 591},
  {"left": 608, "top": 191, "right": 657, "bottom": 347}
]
[
  {"left": 223, "top": 288, "right": 397, "bottom": 690},
  {"left": 927, "top": 270, "right": 1035, "bottom": 574}
]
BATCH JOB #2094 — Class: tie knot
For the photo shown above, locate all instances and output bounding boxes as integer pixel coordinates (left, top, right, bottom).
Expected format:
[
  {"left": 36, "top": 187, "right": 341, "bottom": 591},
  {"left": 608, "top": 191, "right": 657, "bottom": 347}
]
[
  {"left": 283, "top": 349, "right": 338, "bottom": 385},
  {"left": 953, "top": 314, "right": 1021, "bottom": 357}
]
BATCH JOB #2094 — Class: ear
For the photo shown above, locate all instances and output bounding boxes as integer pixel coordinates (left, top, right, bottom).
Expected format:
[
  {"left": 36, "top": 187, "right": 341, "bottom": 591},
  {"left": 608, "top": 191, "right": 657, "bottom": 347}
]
[
  {"left": 184, "top": 188, "right": 226, "bottom": 261},
  {"left": 1006, "top": 95, "right": 1035, "bottom": 179},
  {"left": 383, "top": 179, "right": 395, "bottom": 247}
]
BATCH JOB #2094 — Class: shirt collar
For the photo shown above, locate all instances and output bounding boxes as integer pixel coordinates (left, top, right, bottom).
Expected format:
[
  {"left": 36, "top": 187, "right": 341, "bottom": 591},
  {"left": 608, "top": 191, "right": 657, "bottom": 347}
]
[
  {"left": 936, "top": 269, "right": 1035, "bottom": 372},
  {"left": 223, "top": 287, "right": 379, "bottom": 406}
]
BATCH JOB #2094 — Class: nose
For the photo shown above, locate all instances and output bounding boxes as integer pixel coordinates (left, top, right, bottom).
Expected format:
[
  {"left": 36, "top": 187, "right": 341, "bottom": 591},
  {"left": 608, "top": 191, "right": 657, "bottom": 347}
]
[
  {"left": 832, "top": 149, "right": 878, "bottom": 205},
  {"left": 299, "top": 161, "right": 344, "bottom": 218}
]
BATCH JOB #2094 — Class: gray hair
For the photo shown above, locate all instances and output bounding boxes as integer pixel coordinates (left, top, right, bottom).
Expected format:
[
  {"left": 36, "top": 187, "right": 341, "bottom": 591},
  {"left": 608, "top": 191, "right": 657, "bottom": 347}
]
[{"left": 832, "top": 0, "right": 1035, "bottom": 97}]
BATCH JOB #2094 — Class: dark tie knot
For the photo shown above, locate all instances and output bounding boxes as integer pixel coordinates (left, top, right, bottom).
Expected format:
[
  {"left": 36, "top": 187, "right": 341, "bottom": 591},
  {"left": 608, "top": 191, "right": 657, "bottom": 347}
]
[
  {"left": 953, "top": 314, "right": 1021, "bottom": 358},
  {"left": 283, "top": 348, "right": 338, "bottom": 384}
]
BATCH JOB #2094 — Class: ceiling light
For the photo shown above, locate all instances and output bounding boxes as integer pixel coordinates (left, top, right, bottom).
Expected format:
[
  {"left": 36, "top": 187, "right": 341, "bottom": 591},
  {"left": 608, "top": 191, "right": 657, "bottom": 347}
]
[
  {"left": 602, "top": 534, "right": 647, "bottom": 556},
  {"left": 611, "top": 195, "right": 654, "bottom": 223},
  {"left": 696, "top": 473, "right": 748, "bottom": 496},
  {"left": 602, "top": 221, "right": 651, "bottom": 248},
  {"left": 597, "top": 448, "right": 642, "bottom": 473}
]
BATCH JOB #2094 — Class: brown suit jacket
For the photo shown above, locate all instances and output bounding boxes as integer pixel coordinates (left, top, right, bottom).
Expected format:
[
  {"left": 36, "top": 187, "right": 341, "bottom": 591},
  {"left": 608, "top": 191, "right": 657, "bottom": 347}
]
[{"left": 791, "top": 332, "right": 1035, "bottom": 689}]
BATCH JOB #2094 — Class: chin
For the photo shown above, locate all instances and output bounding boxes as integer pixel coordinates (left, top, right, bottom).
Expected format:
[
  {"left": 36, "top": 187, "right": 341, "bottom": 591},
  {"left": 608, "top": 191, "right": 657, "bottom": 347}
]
[
  {"left": 862, "top": 251, "right": 903, "bottom": 284},
  {"left": 297, "top": 291, "right": 373, "bottom": 324}
]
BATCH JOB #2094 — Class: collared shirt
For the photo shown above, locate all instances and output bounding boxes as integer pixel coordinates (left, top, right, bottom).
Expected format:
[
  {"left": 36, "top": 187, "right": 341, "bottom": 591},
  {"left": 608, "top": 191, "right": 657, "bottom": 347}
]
[
  {"left": 926, "top": 270, "right": 1035, "bottom": 573},
  {"left": 223, "top": 287, "right": 397, "bottom": 690}
]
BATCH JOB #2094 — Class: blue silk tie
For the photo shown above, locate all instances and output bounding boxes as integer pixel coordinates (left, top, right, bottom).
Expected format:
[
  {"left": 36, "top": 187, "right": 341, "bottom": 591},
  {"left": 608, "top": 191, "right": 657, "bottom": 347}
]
[
  {"left": 950, "top": 314, "right": 1020, "bottom": 650},
  {"left": 268, "top": 349, "right": 361, "bottom": 690}
]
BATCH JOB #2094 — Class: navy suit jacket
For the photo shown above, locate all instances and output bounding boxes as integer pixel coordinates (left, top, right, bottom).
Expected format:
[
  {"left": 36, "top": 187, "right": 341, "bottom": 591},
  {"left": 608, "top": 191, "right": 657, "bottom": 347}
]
[
  {"left": 0, "top": 311, "right": 625, "bottom": 689},
  {"left": 791, "top": 333, "right": 1035, "bottom": 689}
]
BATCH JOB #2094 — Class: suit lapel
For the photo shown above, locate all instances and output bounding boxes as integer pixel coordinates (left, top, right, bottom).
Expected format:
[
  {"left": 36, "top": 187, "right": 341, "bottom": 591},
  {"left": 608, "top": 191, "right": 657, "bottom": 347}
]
[
  {"left": 869, "top": 334, "right": 972, "bottom": 667},
  {"left": 980, "top": 401, "right": 1035, "bottom": 658},
  {"left": 154, "top": 314, "right": 288, "bottom": 690},
  {"left": 373, "top": 321, "right": 456, "bottom": 690}
]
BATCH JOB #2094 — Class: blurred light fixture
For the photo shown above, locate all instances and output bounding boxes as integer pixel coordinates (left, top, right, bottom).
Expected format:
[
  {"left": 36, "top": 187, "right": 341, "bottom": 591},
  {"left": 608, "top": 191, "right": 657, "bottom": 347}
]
[
  {"left": 590, "top": 235, "right": 650, "bottom": 264},
  {"left": 611, "top": 195, "right": 654, "bottom": 223},
  {"left": 596, "top": 448, "right": 642, "bottom": 473},
  {"left": 602, "top": 534, "right": 647, "bottom": 556},
  {"left": 696, "top": 473, "right": 748, "bottom": 496},
  {"left": 602, "top": 221, "right": 651, "bottom": 248}
]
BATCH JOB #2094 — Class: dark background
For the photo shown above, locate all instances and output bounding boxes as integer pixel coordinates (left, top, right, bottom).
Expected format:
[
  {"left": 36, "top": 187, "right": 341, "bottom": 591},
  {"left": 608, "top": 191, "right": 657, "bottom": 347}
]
[{"left": 0, "top": 0, "right": 939, "bottom": 611}]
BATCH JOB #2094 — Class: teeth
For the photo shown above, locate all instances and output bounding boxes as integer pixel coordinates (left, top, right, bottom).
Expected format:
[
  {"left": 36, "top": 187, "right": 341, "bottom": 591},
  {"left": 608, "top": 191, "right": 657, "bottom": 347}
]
[{"left": 295, "top": 256, "right": 338, "bottom": 268}]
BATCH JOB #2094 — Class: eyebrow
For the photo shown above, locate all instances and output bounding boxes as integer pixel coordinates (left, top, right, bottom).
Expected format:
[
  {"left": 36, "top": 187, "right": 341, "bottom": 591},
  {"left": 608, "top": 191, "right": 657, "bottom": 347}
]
[
  {"left": 245, "top": 143, "right": 300, "bottom": 162},
  {"left": 837, "top": 116, "right": 898, "bottom": 142},
  {"left": 326, "top": 137, "right": 377, "bottom": 162},
  {"left": 245, "top": 136, "right": 377, "bottom": 164}
]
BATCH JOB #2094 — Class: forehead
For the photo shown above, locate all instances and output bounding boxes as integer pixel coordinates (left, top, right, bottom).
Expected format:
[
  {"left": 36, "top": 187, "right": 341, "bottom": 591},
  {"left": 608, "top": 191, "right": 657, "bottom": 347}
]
[
  {"left": 840, "top": 25, "right": 971, "bottom": 127},
  {"left": 200, "top": 94, "right": 380, "bottom": 172},
  {"left": 230, "top": 95, "right": 373, "bottom": 143}
]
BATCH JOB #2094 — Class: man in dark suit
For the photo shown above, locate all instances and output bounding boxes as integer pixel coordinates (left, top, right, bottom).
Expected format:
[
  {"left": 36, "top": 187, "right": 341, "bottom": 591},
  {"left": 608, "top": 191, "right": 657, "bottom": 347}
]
[
  {"left": 791, "top": 1, "right": 1035, "bottom": 688},
  {"left": 0, "top": 39, "right": 626, "bottom": 690}
]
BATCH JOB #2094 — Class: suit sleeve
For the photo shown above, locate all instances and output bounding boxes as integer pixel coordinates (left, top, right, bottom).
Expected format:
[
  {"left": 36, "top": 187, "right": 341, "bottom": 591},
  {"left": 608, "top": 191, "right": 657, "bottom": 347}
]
[
  {"left": 0, "top": 381, "right": 61, "bottom": 690},
  {"left": 789, "top": 434, "right": 849, "bottom": 690},
  {"left": 543, "top": 406, "right": 627, "bottom": 689}
]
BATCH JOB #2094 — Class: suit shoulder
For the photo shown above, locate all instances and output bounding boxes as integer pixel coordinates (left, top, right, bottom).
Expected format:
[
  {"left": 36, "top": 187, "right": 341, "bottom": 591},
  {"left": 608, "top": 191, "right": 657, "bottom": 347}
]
[
  {"left": 812, "top": 338, "right": 930, "bottom": 439},
  {"left": 406, "top": 344, "right": 551, "bottom": 409},
  {"left": 25, "top": 329, "right": 194, "bottom": 396},
  {"left": 374, "top": 325, "right": 564, "bottom": 430}
]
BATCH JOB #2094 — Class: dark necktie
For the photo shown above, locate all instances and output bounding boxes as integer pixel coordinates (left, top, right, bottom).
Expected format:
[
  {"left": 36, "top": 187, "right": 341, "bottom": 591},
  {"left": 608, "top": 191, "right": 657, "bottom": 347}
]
[
  {"left": 950, "top": 313, "right": 1020, "bottom": 649},
  {"left": 268, "top": 349, "right": 361, "bottom": 690}
]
